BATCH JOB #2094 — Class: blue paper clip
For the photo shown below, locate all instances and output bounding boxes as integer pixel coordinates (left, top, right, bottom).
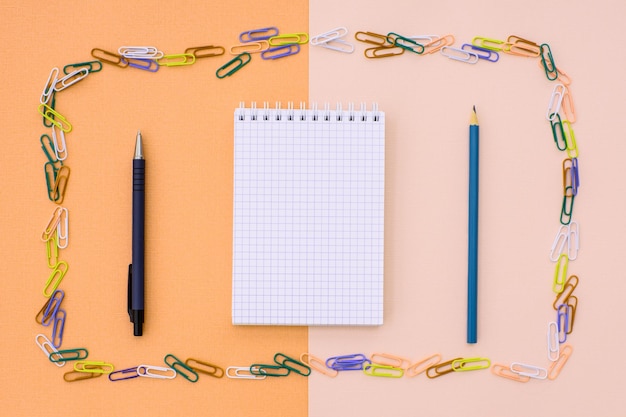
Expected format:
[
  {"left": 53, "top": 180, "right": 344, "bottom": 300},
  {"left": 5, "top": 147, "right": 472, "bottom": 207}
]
[
  {"left": 240, "top": 26, "right": 279, "bottom": 42},
  {"left": 109, "top": 366, "right": 140, "bottom": 381},
  {"left": 52, "top": 309, "right": 66, "bottom": 348},
  {"left": 557, "top": 304, "right": 569, "bottom": 343},
  {"left": 127, "top": 58, "right": 159, "bottom": 72},
  {"left": 42, "top": 289, "right": 65, "bottom": 327},
  {"left": 261, "top": 44, "right": 300, "bottom": 60},
  {"left": 571, "top": 158, "right": 579, "bottom": 195},
  {"left": 461, "top": 43, "right": 499, "bottom": 62},
  {"left": 326, "top": 353, "right": 371, "bottom": 371}
]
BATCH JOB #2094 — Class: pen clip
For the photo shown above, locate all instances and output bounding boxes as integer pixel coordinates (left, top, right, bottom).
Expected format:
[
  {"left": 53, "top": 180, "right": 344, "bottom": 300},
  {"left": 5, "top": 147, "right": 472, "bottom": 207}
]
[{"left": 127, "top": 264, "right": 133, "bottom": 321}]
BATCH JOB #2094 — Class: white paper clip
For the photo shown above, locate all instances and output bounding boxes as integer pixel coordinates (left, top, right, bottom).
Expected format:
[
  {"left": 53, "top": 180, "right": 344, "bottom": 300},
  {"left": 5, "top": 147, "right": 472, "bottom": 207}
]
[
  {"left": 51, "top": 124, "right": 67, "bottom": 161},
  {"left": 56, "top": 207, "right": 69, "bottom": 249},
  {"left": 440, "top": 46, "right": 479, "bottom": 64},
  {"left": 510, "top": 362, "right": 548, "bottom": 380},
  {"left": 35, "top": 334, "right": 65, "bottom": 368},
  {"left": 311, "top": 27, "right": 348, "bottom": 45},
  {"left": 547, "top": 321, "right": 560, "bottom": 361},
  {"left": 550, "top": 224, "right": 569, "bottom": 261},
  {"left": 568, "top": 221, "right": 579, "bottom": 260},
  {"left": 118, "top": 46, "right": 164, "bottom": 59},
  {"left": 320, "top": 39, "right": 354, "bottom": 53},
  {"left": 409, "top": 35, "right": 438, "bottom": 44},
  {"left": 546, "top": 83, "right": 566, "bottom": 121},
  {"left": 137, "top": 365, "right": 177, "bottom": 379},
  {"left": 226, "top": 366, "right": 267, "bottom": 380},
  {"left": 40, "top": 67, "right": 59, "bottom": 105},
  {"left": 54, "top": 68, "right": 89, "bottom": 92}
]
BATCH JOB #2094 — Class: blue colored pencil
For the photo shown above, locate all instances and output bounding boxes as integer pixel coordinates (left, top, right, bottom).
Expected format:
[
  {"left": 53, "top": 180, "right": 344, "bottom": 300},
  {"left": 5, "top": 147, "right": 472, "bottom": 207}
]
[{"left": 467, "top": 106, "right": 479, "bottom": 344}]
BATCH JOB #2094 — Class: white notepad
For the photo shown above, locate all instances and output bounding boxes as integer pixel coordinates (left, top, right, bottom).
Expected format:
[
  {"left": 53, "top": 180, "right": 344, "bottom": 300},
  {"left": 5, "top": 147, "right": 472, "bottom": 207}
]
[{"left": 232, "top": 103, "right": 385, "bottom": 325}]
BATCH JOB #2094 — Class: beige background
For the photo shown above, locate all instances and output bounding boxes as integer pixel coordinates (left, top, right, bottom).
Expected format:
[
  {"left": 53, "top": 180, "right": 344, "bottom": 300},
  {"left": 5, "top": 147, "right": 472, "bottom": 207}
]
[{"left": 309, "top": 0, "right": 626, "bottom": 416}]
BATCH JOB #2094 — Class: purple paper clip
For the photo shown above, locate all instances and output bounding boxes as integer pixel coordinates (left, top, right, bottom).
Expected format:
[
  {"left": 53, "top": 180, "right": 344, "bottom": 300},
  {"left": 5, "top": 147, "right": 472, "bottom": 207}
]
[
  {"left": 127, "top": 58, "right": 159, "bottom": 72},
  {"left": 42, "top": 289, "right": 64, "bottom": 327},
  {"left": 261, "top": 44, "right": 300, "bottom": 60},
  {"left": 571, "top": 158, "right": 579, "bottom": 196},
  {"left": 557, "top": 304, "right": 569, "bottom": 343},
  {"left": 461, "top": 43, "right": 499, "bottom": 62},
  {"left": 239, "top": 27, "right": 279, "bottom": 43},
  {"left": 326, "top": 354, "right": 371, "bottom": 371},
  {"left": 109, "top": 367, "right": 140, "bottom": 381},
  {"left": 52, "top": 309, "right": 66, "bottom": 348}
]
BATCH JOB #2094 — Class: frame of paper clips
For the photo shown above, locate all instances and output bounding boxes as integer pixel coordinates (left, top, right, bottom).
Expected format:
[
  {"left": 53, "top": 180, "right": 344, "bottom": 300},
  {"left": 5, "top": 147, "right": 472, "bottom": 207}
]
[{"left": 35, "top": 27, "right": 580, "bottom": 383}]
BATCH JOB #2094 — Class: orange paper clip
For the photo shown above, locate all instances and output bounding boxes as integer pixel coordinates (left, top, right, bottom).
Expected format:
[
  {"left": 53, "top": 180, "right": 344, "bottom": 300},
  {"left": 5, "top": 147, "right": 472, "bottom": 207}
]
[{"left": 406, "top": 353, "right": 442, "bottom": 377}]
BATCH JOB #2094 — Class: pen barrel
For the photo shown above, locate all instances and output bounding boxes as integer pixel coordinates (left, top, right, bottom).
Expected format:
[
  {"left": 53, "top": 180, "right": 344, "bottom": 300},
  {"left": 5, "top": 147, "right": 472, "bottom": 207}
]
[
  {"left": 467, "top": 124, "right": 479, "bottom": 343},
  {"left": 132, "top": 158, "right": 145, "bottom": 310}
]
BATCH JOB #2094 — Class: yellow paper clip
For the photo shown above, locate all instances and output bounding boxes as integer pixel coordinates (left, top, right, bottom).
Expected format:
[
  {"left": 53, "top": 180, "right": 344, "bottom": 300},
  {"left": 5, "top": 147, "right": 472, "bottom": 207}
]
[
  {"left": 41, "top": 206, "right": 64, "bottom": 241},
  {"left": 268, "top": 33, "right": 309, "bottom": 46},
  {"left": 229, "top": 41, "right": 270, "bottom": 55},
  {"left": 185, "top": 45, "right": 225, "bottom": 58},
  {"left": 553, "top": 253, "right": 568, "bottom": 293},
  {"left": 64, "top": 371, "right": 103, "bottom": 382},
  {"left": 370, "top": 352, "right": 411, "bottom": 369},
  {"left": 422, "top": 34, "right": 455, "bottom": 55},
  {"left": 471, "top": 36, "right": 505, "bottom": 51},
  {"left": 74, "top": 360, "right": 115, "bottom": 374},
  {"left": 426, "top": 357, "right": 462, "bottom": 379},
  {"left": 363, "top": 363, "right": 404, "bottom": 378},
  {"left": 562, "top": 120, "right": 578, "bottom": 158},
  {"left": 502, "top": 35, "right": 540, "bottom": 57},
  {"left": 43, "top": 260, "right": 69, "bottom": 298},
  {"left": 185, "top": 358, "right": 225, "bottom": 378},
  {"left": 406, "top": 353, "right": 442, "bottom": 377},
  {"left": 91, "top": 48, "right": 129, "bottom": 68},
  {"left": 300, "top": 353, "right": 338, "bottom": 377},
  {"left": 451, "top": 357, "right": 491, "bottom": 371},
  {"left": 37, "top": 104, "right": 72, "bottom": 133},
  {"left": 548, "top": 344, "right": 573, "bottom": 380},
  {"left": 158, "top": 54, "right": 196, "bottom": 67},
  {"left": 490, "top": 363, "right": 530, "bottom": 383}
]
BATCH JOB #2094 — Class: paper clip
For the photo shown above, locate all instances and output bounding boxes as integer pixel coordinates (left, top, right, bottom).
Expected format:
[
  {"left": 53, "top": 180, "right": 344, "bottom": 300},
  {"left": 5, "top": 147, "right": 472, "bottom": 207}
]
[
  {"left": 42, "top": 289, "right": 64, "bottom": 326},
  {"left": 64, "top": 371, "right": 102, "bottom": 382},
  {"left": 540, "top": 43, "right": 558, "bottom": 81},
  {"left": 239, "top": 27, "right": 279, "bottom": 42},
  {"left": 563, "top": 159, "right": 574, "bottom": 197},
  {"left": 36, "top": 297, "right": 53, "bottom": 324},
  {"left": 571, "top": 158, "right": 580, "bottom": 195},
  {"left": 490, "top": 364, "right": 530, "bottom": 383},
  {"left": 158, "top": 54, "right": 196, "bottom": 67},
  {"left": 185, "top": 45, "right": 225, "bottom": 58},
  {"left": 50, "top": 348, "right": 88, "bottom": 363},
  {"left": 230, "top": 41, "right": 270, "bottom": 55},
  {"left": 63, "top": 60, "right": 102, "bottom": 74},
  {"left": 561, "top": 85, "right": 577, "bottom": 122},
  {"left": 137, "top": 364, "right": 177, "bottom": 379},
  {"left": 51, "top": 309, "right": 66, "bottom": 348},
  {"left": 185, "top": 358, "right": 224, "bottom": 378},
  {"left": 268, "top": 33, "right": 309, "bottom": 46},
  {"left": 426, "top": 358, "right": 462, "bottom": 379},
  {"left": 461, "top": 44, "right": 499, "bottom": 62},
  {"left": 216, "top": 53, "right": 251, "bottom": 79},
  {"left": 546, "top": 84, "right": 565, "bottom": 121},
  {"left": 440, "top": 46, "right": 479, "bottom": 64},
  {"left": 369, "top": 352, "right": 411, "bottom": 369},
  {"left": 566, "top": 296, "right": 578, "bottom": 333},
  {"left": 41, "top": 133, "right": 61, "bottom": 166},
  {"left": 311, "top": 27, "right": 349, "bottom": 45},
  {"left": 422, "top": 34, "right": 455, "bottom": 55},
  {"left": 38, "top": 103, "right": 72, "bottom": 133},
  {"left": 225, "top": 366, "right": 266, "bottom": 380},
  {"left": 510, "top": 363, "right": 547, "bottom": 380},
  {"left": 364, "top": 46, "right": 404, "bottom": 59},
  {"left": 35, "top": 334, "right": 65, "bottom": 367},
  {"left": 44, "top": 162, "right": 59, "bottom": 201},
  {"left": 261, "top": 44, "right": 300, "bottom": 60},
  {"left": 74, "top": 360, "right": 114, "bottom": 374},
  {"left": 42, "top": 91, "right": 57, "bottom": 128},
  {"left": 557, "top": 304, "right": 569, "bottom": 343},
  {"left": 51, "top": 124, "right": 67, "bottom": 161},
  {"left": 471, "top": 36, "right": 505, "bottom": 51},
  {"left": 52, "top": 165, "right": 71, "bottom": 205},
  {"left": 164, "top": 354, "right": 199, "bottom": 382},
  {"left": 326, "top": 353, "right": 371, "bottom": 371},
  {"left": 550, "top": 113, "right": 567, "bottom": 151},
  {"left": 503, "top": 35, "right": 540, "bottom": 57},
  {"left": 109, "top": 366, "right": 140, "bottom": 381},
  {"left": 562, "top": 120, "right": 578, "bottom": 158},
  {"left": 300, "top": 353, "right": 338, "bottom": 377},
  {"left": 451, "top": 357, "right": 491, "bottom": 372},
  {"left": 363, "top": 363, "right": 404, "bottom": 378},
  {"left": 388, "top": 33, "right": 424, "bottom": 54},
  {"left": 550, "top": 224, "right": 568, "bottom": 262},
  {"left": 548, "top": 344, "right": 573, "bottom": 380},
  {"left": 547, "top": 321, "right": 560, "bottom": 361},
  {"left": 274, "top": 353, "right": 311, "bottom": 376},
  {"left": 560, "top": 187, "right": 575, "bottom": 225},
  {"left": 553, "top": 274, "right": 579, "bottom": 309},
  {"left": 406, "top": 353, "right": 442, "bottom": 377},
  {"left": 91, "top": 48, "right": 129, "bottom": 68},
  {"left": 54, "top": 68, "right": 89, "bottom": 92},
  {"left": 118, "top": 46, "right": 164, "bottom": 59},
  {"left": 41, "top": 206, "right": 64, "bottom": 241},
  {"left": 43, "top": 260, "right": 69, "bottom": 297},
  {"left": 553, "top": 253, "right": 568, "bottom": 293},
  {"left": 249, "top": 364, "right": 291, "bottom": 377},
  {"left": 568, "top": 221, "right": 579, "bottom": 259},
  {"left": 354, "top": 31, "right": 389, "bottom": 46},
  {"left": 40, "top": 67, "right": 59, "bottom": 105},
  {"left": 319, "top": 38, "right": 354, "bottom": 53},
  {"left": 56, "top": 207, "right": 69, "bottom": 249},
  {"left": 127, "top": 58, "right": 159, "bottom": 72}
]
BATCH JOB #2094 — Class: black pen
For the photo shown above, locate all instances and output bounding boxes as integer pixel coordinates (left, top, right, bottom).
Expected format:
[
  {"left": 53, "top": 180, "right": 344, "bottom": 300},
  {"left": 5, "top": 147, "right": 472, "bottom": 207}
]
[{"left": 128, "top": 130, "right": 145, "bottom": 336}]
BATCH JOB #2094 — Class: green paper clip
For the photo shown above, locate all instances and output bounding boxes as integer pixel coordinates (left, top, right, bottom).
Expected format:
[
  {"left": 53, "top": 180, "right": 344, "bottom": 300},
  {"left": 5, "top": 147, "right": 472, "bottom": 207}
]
[
  {"left": 164, "top": 354, "right": 199, "bottom": 382},
  {"left": 274, "top": 353, "right": 311, "bottom": 376},
  {"left": 388, "top": 33, "right": 424, "bottom": 54},
  {"left": 50, "top": 348, "right": 89, "bottom": 363},
  {"left": 216, "top": 53, "right": 251, "bottom": 79},
  {"left": 63, "top": 60, "right": 103, "bottom": 75},
  {"left": 249, "top": 363, "right": 291, "bottom": 377},
  {"left": 550, "top": 114, "right": 567, "bottom": 151},
  {"left": 540, "top": 43, "right": 558, "bottom": 81}
]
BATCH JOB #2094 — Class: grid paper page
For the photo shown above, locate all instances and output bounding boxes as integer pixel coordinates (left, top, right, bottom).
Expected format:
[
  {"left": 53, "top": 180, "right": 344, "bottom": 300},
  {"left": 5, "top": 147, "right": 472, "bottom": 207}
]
[{"left": 232, "top": 105, "right": 385, "bottom": 325}]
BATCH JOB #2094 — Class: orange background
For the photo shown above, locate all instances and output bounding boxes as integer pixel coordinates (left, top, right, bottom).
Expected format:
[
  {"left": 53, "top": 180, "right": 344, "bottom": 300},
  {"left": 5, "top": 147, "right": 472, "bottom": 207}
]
[{"left": 3, "top": 0, "right": 626, "bottom": 416}]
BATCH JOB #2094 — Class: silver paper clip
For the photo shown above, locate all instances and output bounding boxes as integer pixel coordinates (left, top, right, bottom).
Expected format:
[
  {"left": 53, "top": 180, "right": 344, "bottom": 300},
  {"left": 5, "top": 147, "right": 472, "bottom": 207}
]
[{"left": 546, "top": 83, "right": 566, "bottom": 121}]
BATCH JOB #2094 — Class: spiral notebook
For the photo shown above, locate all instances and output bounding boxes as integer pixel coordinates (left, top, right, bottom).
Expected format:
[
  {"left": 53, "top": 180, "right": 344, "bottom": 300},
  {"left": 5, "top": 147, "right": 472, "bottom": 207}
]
[{"left": 232, "top": 103, "right": 385, "bottom": 325}]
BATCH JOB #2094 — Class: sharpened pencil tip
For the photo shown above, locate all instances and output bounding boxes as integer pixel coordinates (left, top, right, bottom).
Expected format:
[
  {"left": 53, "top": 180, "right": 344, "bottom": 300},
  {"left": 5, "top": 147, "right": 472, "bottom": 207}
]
[{"left": 473, "top": 105, "right": 476, "bottom": 114}]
